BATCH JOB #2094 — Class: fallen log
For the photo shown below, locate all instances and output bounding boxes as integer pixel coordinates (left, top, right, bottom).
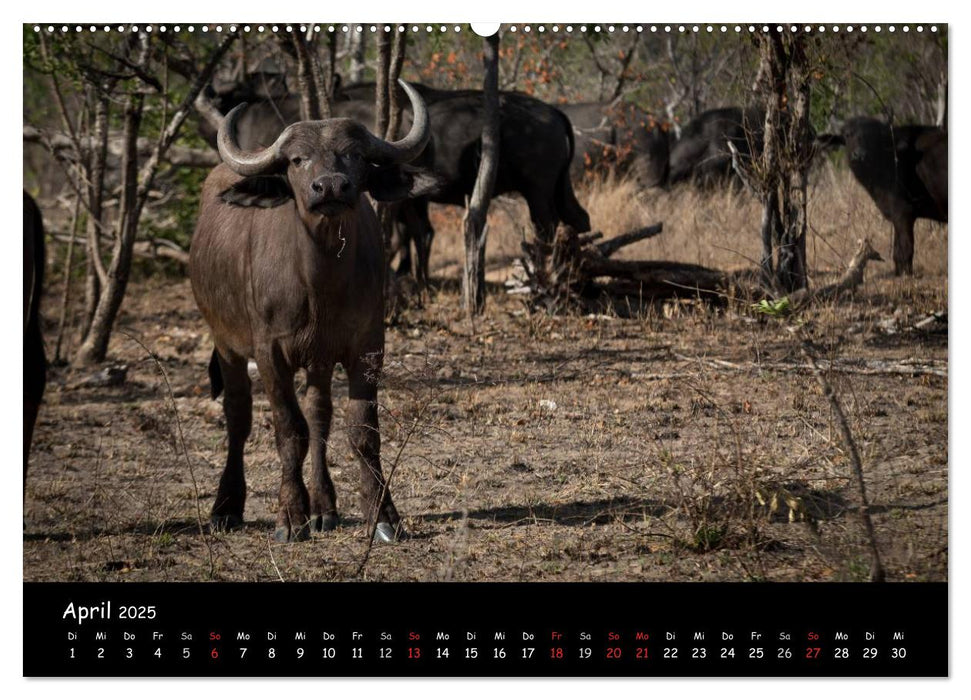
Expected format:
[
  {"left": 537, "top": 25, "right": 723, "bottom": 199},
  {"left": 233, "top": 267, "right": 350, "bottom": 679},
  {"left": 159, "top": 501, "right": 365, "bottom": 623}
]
[
  {"left": 509, "top": 222, "right": 736, "bottom": 310},
  {"left": 595, "top": 222, "right": 664, "bottom": 258},
  {"left": 508, "top": 223, "right": 883, "bottom": 314},
  {"left": 788, "top": 238, "right": 883, "bottom": 307}
]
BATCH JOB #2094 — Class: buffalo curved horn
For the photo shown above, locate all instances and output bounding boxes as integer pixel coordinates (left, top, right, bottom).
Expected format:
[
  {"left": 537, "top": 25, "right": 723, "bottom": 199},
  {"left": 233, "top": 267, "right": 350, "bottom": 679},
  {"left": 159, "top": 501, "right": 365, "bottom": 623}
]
[
  {"left": 217, "top": 103, "right": 291, "bottom": 176},
  {"left": 364, "top": 80, "right": 431, "bottom": 164}
]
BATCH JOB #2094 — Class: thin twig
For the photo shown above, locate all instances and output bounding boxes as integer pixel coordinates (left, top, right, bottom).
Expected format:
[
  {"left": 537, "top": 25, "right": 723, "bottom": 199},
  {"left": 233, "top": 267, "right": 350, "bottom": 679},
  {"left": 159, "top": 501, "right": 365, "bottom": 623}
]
[
  {"left": 352, "top": 397, "right": 434, "bottom": 579},
  {"left": 793, "top": 328, "right": 885, "bottom": 582},
  {"left": 121, "top": 331, "right": 216, "bottom": 579}
]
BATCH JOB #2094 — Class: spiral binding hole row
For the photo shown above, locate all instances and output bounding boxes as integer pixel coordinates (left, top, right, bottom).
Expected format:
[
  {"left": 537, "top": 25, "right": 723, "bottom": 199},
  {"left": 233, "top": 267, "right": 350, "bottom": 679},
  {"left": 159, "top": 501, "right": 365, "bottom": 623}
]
[{"left": 32, "top": 24, "right": 939, "bottom": 35}]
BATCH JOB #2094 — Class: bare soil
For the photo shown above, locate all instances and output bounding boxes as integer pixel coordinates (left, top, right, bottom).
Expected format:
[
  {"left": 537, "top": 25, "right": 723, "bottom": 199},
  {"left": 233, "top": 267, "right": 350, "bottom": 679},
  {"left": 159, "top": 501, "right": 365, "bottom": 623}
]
[{"left": 24, "top": 172, "right": 948, "bottom": 583}]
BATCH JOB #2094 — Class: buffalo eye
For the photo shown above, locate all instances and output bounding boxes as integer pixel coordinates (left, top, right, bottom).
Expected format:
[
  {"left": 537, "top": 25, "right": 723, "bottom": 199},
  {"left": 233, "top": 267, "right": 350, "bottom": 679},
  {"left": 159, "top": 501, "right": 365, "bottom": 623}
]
[{"left": 291, "top": 156, "right": 304, "bottom": 166}]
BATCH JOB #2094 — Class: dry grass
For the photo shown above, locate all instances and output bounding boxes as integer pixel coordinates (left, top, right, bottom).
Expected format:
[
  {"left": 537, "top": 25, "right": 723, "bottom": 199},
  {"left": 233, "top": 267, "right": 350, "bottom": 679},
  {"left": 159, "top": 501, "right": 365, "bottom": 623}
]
[{"left": 427, "top": 166, "right": 947, "bottom": 286}]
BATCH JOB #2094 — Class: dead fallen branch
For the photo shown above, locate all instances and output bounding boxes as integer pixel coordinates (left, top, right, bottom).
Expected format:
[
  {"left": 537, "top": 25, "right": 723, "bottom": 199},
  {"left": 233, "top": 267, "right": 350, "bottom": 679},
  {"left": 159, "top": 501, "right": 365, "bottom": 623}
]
[
  {"left": 50, "top": 230, "right": 190, "bottom": 265},
  {"left": 508, "top": 222, "right": 729, "bottom": 309},
  {"left": 509, "top": 225, "right": 884, "bottom": 317},
  {"left": 788, "top": 238, "right": 884, "bottom": 307},
  {"left": 594, "top": 222, "right": 664, "bottom": 257},
  {"left": 24, "top": 125, "right": 220, "bottom": 168},
  {"left": 673, "top": 352, "right": 947, "bottom": 379}
]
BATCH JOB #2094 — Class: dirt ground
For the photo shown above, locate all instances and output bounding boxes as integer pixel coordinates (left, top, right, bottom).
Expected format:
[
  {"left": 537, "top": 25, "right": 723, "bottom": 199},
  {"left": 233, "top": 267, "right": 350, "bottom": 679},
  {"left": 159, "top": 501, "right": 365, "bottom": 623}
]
[{"left": 24, "top": 171, "right": 948, "bottom": 583}]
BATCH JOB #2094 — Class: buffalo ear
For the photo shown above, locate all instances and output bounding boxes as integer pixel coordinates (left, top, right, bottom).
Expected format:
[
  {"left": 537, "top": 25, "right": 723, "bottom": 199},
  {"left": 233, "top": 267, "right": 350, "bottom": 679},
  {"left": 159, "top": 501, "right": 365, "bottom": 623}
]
[
  {"left": 367, "top": 165, "right": 444, "bottom": 202},
  {"left": 220, "top": 176, "right": 294, "bottom": 208}
]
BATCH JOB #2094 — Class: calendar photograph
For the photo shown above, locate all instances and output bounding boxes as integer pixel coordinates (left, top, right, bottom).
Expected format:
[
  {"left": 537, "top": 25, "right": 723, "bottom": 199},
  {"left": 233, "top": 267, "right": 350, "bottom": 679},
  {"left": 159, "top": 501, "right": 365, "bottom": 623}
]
[{"left": 23, "top": 22, "right": 947, "bottom": 599}]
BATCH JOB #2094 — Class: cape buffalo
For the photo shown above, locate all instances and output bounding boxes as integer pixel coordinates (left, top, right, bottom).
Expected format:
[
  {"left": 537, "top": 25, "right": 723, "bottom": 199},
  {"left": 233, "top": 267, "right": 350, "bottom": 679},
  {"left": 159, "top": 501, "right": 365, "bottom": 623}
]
[
  {"left": 200, "top": 79, "right": 591, "bottom": 283},
  {"left": 190, "top": 80, "right": 436, "bottom": 543},
  {"left": 668, "top": 107, "right": 765, "bottom": 187},
  {"left": 559, "top": 100, "right": 670, "bottom": 187},
  {"left": 822, "top": 118, "right": 947, "bottom": 275},
  {"left": 24, "top": 192, "right": 46, "bottom": 487}
]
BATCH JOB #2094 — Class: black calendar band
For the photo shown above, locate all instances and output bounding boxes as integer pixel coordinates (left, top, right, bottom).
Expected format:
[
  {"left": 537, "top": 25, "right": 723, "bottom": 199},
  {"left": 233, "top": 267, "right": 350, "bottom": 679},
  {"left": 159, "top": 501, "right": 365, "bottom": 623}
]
[{"left": 23, "top": 582, "right": 946, "bottom": 677}]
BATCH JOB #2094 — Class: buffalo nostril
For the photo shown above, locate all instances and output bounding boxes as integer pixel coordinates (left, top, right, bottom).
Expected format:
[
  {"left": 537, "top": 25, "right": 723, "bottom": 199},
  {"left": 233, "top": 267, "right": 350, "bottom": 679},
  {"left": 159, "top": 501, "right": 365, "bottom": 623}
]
[
  {"left": 339, "top": 180, "right": 350, "bottom": 193},
  {"left": 312, "top": 181, "right": 324, "bottom": 193}
]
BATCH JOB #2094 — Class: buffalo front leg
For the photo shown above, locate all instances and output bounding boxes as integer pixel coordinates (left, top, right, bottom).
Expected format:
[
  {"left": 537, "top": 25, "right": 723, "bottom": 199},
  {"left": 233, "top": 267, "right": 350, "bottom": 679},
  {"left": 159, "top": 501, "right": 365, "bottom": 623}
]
[
  {"left": 23, "top": 322, "right": 46, "bottom": 490},
  {"left": 211, "top": 349, "right": 251, "bottom": 531},
  {"left": 258, "top": 352, "right": 311, "bottom": 543},
  {"left": 306, "top": 365, "right": 339, "bottom": 532},
  {"left": 892, "top": 215, "right": 916, "bottom": 276},
  {"left": 346, "top": 356, "right": 403, "bottom": 542}
]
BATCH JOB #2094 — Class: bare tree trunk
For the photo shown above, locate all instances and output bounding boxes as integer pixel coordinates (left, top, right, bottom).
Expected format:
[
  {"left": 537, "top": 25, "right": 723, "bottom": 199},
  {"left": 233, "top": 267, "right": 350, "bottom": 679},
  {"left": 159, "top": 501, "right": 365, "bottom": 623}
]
[
  {"left": 75, "top": 32, "right": 236, "bottom": 365},
  {"left": 326, "top": 32, "right": 339, "bottom": 96},
  {"left": 462, "top": 32, "right": 501, "bottom": 316},
  {"left": 375, "top": 31, "right": 392, "bottom": 137},
  {"left": 75, "top": 77, "right": 145, "bottom": 365},
  {"left": 303, "top": 30, "right": 332, "bottom": 119},
  {"left": 374, "top": 29, "right": 407, "bottom": 278},
  {"left": 348, "top": 29, "right": 367, "bottom": 83},
  {"left": 82, "top": 94, "right": 109, "bottom": 338},
  {"left": 54, "top": 186, "right": 82, "bottom": 363},
  {"left": 386, "top": 31, "right": 407, "bottom": 140},
  {"left": 777, "top": 36, "right": 811, "bottom": 292},
  {"left": 936, "top": 71, "right": 948, "bottom": 129},
  {"left": 751, "top": 33, "right": 810, "bottom": 294},
  {"left": 292, "top": 35, "right": 321, "bottom": 121}
]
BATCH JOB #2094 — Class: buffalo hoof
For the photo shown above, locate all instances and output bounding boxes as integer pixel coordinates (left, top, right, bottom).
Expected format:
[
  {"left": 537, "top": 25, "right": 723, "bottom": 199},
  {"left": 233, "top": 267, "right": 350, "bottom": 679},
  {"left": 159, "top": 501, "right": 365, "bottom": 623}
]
[
  {"left": 273, "top": 523, "right": 310, "bottom": 543},
  {"left": 312, "top": 513, "right": 340, "bottom": 532},
  {"left": 372, "top": 522, "right": 407, "bottom": 544},
  {"left": 211, "top": 514, "right": 243, "bottom": 532}
]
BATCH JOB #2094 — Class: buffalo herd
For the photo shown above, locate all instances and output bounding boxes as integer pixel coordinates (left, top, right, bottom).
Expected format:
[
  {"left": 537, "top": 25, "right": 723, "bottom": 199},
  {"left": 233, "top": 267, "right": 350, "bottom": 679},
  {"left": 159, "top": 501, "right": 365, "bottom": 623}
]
[
  {"left": 200, "top": 71, "right": 947, "bottom": 281},
  {"left": 24, "top": 67, "right": 947, "bottom": 544}
]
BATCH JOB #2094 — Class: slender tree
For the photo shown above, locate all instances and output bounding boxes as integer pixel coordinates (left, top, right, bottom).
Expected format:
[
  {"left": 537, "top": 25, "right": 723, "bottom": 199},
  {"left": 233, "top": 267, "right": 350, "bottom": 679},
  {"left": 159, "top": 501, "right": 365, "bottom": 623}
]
[
  {"left": 462, "top": 31, "right": 501, "bottom": 315},
  {"left": 742, "top": 31, "right": 815, "bottom": 293},
  {"left": 25, "top": 32, "right": 236, "bottom": 365}
]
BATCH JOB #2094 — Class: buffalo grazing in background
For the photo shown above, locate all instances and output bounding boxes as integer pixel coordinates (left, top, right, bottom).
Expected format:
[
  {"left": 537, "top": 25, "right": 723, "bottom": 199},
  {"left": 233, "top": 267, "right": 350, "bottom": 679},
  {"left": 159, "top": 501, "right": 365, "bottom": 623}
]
[
  {"left": 558, "top": 100, "right": 670, "bottom": 188},
  {"left": 821, "top": 118, "right": 948, "bottom": 275},
  {"left": 190, "top": 80, "right": 436, "bottom": 543},
  {"left": 667, "top": 106, "right": 765, "bottom": 187},
  {"left": 24, "top": 191, "right": 46, "bottom": 488}
]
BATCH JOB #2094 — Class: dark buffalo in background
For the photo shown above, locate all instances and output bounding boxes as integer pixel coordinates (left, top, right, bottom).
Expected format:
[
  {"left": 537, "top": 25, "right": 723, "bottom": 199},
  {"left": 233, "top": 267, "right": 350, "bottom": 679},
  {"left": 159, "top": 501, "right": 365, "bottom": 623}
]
[
  {"left": 23, "top": 191, "right": 46, "bottom": 487},
  {"left": 917, "top": 130, "right": 948, "bottom": 217},
  {"left": 821, "top": 117, "right": 948, "bottom": 275},
  {"left": 558, "top": 101, "right": 670, "bottom": 188},
  {"left": 199, "top": 78, "right": 591, "bottom": 283},
  {"left": 667, "top": 106, "right": 765, "bottom": 187}
]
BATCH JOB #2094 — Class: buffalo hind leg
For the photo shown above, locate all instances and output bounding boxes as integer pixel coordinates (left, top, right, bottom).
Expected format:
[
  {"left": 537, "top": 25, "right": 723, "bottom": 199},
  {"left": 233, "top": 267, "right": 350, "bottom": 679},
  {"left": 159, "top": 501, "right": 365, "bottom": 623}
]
[
  {"left": 892, "top": 215, "right": 916, "bottom": 276},
  {"left": 306, "top": 364, "right": 339, "bottom": 532},
  {"left": 258, "top": 350, "right": 311, "bottom": 543},
  {"left": 524, "top": 190, "right": 558, "bottom": 245},
  {"left": 346, "top": 354, "right": 402, "bottom": 542},
  {"left": 406, "top": 199, "right": 434, "bottom": 286},
  {"left": 211, "top": 349, "right": 251, "bottom": 531}
]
